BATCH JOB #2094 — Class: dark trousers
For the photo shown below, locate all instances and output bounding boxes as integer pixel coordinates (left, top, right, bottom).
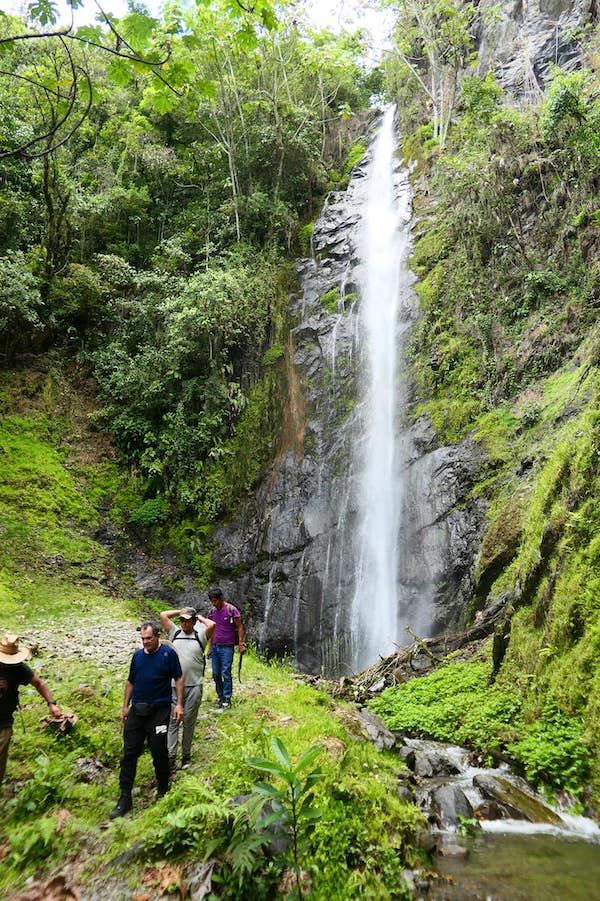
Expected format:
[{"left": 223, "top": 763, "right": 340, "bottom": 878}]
[{"left": 119, "top": 703, "right": 170, "bottom": 798}]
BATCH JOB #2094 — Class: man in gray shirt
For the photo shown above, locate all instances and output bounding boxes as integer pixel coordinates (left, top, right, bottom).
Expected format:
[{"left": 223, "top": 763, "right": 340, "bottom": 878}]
[{"left": 159, "top": 606, "right": 215, "bottom": 769}]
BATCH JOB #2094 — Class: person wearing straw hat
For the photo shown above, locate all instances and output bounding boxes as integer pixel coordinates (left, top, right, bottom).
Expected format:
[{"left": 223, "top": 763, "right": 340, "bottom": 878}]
[{"left": 0, "top": 633, "right": 62, "bottom": 786}]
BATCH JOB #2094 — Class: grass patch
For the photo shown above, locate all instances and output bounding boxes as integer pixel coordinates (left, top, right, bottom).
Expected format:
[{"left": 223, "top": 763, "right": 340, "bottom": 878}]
[{"left": 0, "top": 652, "right": 424, "bottom": 900}]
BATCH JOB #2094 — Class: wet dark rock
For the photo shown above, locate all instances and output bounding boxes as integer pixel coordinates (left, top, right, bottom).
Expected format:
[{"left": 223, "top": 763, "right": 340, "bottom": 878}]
[
  {"left": 412, "top": 749, "right": 463, "bottom": 779},
  {"left": 473, "top": 773, "right": 563, "bottom": 824},
  {"left": 398, "top": 784, "right": 415, "bottom": 804},
  {"left": 397, "top": 746, "right": 416, "bottom": 771},
  {"left": 429, "top": 783, "right": 474, "bottom": 829},
  {"left": 473, "top": 799, "right": 506, "bottom": 820}
]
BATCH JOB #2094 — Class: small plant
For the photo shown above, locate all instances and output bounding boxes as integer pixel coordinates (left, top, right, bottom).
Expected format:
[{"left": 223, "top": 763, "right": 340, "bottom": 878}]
[
  {"left": 7, "top": 815, "right": 58, "bottom": 868},
  {"left": 457, "top": 815, "right": 480, "bottom": 837},
  {"left": 130, "top": 496, "right": 169, "bottom": 526},
  {"left": 6, "top": 753, "right": 75, "bottom": 821},
  {"left": 321, "top": 287, "right": 341, "bottom": 314},
  {"left": 246, "top": 736, "right": 324, "bottom": 901}
]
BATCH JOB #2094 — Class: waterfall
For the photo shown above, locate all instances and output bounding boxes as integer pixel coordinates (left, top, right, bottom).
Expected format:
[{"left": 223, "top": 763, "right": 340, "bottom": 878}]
[
  {"left": 249, "top": 102, "right": 479, "bottom": 678},
  {"left": 350, "top": 106, "right": 415, "bottom": 671}
]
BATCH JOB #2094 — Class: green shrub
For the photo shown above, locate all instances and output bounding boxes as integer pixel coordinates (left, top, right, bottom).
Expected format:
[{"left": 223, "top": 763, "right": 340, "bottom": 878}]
[
  {"left": 262, "top": 344, "right": 285, "bottom": 365},
  {"left": 508, "top": 705, "right": 590, "bottom": 792},
  {"left": 298, "top": 222, "right": 314, "bottom": 255},
  {"left": 5, "top": 753, "right": 75, "bottom": 820},
  {"left": 130, "top": 496, "right": 169, "bottom": 526}
]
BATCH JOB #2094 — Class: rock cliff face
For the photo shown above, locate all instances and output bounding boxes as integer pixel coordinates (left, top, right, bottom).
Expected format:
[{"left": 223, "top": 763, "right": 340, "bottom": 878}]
[
  {"left": 212, "top": 117, "right": 487, "bottom": 675},
  {"left": 475, "top": 0, "right": 597, "bottom": 95},
  {"left": 211, "top": 0, "right": 596, "bottom": 676}
]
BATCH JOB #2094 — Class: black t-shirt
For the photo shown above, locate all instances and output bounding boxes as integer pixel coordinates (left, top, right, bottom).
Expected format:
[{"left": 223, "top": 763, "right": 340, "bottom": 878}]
[{"left": 0, "top": 662, "right": 35, "bottom": 728}]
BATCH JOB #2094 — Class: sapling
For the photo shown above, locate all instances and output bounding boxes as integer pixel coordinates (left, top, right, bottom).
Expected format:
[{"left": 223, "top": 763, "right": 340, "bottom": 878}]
[{"left": 246, "top": 736, "right": 323, "bottom": 900}]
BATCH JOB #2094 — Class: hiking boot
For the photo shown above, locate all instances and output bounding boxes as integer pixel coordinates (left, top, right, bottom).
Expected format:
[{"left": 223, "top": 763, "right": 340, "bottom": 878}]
[
  {"left": 109, "top": 796, "right": 132, "bottom": 819},
  {"left": 179, "top": 756, "right": 191, "bottom": 769},
  {"left": 169, "top": 757, "right": 177, "bottom": 772},
  {"left": 156, "top": 785, "right": 169, "bottom": 801},
  {"left": 221, "top": 700, "right": 231, "bottom": 710}
]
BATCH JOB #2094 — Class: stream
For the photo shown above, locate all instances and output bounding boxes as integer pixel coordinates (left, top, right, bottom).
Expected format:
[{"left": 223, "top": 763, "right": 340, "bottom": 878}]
[
  {"left": 432, "top": 831, "right": 600, "bottom": 900},
  {"left": 399, "top": 737, "right": 600, "bottom": 899}
]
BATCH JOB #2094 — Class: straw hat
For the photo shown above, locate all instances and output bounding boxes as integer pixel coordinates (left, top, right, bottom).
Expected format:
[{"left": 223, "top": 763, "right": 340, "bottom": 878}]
[{"left": 0, "top": 633, "right": 31, "bottom": 665}]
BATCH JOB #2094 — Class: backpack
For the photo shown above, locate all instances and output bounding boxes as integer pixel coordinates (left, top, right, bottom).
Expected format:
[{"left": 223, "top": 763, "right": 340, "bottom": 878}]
[
  {"left": 172, "top": 628, "right": 204, "bottom": 649},
  {"left": 172, "top": 628, "right": 206, "bottom": 676}
]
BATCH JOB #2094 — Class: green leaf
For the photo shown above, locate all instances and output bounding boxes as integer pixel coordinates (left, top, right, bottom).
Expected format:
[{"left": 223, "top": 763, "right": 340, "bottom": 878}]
[
  {"left": 302, "top": 769, "right": 324, "bottom": 790},
  {"left": 119, "top": 11, "right": 158, "bottom": 49},
  {"left": 107, "top": 57, "right": 133, "bottom": 87},
  {"left": 271, "top": 735, "right": 291, "bottom": 769},
  {"left": 293, "top": 744, "right": 322, "bottom": 775},
  {"left": 28, "top": 1, "right": 57, "bottom": 26},
  {"left": 252, "top": 780, "right": 285, "bottom": 801},
  {"left": 246, "top": 756, "right": 287, "bottom": 777}
]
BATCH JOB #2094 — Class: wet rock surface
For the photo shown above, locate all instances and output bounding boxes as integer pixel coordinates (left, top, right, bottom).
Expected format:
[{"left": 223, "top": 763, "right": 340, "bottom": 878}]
[{"left": 210, "top": 116, "right": 489, "bottom": 677}]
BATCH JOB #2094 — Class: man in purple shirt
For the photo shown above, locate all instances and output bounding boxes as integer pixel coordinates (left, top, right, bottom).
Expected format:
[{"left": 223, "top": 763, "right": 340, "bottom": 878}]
[{"left": 206, "top": 588, "right": 245, "bottom": 710}]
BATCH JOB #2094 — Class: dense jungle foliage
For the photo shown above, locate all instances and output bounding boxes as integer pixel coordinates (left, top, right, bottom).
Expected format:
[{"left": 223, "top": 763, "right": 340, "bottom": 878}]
[
  {"left": 3, "top": 0, "right": 600, "bottom": 895},
  {"left": 0, "top": 0, "right": 376, "bottom": 537}
]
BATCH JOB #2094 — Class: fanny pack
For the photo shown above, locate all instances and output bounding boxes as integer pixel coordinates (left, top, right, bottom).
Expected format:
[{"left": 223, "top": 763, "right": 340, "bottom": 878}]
[{"left": 132, "top": 701, "right": 154, "bottom": 716}]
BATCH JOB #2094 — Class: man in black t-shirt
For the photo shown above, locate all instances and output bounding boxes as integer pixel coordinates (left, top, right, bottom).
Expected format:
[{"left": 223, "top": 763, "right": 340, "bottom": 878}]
[{"left": 0, "top": 633, "right": 62, "bottom": 786}]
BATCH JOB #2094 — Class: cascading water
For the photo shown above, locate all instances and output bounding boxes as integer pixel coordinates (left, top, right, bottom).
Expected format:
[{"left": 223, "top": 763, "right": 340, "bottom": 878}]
[
  {"left": 249, "top": 105, "right": 484, "bottom": 676},
  {"left": 350, "top": 106, "right": 416, "bottom": 671}
]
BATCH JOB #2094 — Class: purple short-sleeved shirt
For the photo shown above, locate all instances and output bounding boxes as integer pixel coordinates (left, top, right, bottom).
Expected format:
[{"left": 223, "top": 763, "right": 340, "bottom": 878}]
[{"left": 210, "top": 603, "right": 241, "bottom": 645}]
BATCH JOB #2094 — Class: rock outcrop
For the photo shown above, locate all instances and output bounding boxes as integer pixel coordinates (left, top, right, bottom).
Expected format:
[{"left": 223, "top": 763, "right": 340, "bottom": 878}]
[{"left": 475, "top": 0, "right": 597, "bottom": 96}]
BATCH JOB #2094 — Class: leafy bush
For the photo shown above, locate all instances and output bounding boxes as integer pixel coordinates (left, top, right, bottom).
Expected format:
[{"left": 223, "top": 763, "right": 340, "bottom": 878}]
[
  {"left": 262, "top": 344, "right": 285, "bottom": 366},
  {"left": 6, "top": 815, "right": 59, "bottom": 869},
  {"left": 508, "top": 705, "right": 590, "bottom": 792},
  {"left": 6, "top": 753, "right": 75, "bottom": 820},
  {"left": 0, "top": 251, "right": 43, "bottom": 356},
  {"left": 369, "top": 660, "right": 524, "bottom": 759},
  {"left": 130, "top": 496, "right": 169, "bottom": 526}
]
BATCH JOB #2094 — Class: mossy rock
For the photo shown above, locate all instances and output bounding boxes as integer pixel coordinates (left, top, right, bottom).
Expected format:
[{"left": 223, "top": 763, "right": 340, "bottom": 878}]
[
  {"left": 476, "top": 493, "right": 526, "bottom": 598},
  {"left": 473, "top": 774, "right": 562, "bottom": 825}
]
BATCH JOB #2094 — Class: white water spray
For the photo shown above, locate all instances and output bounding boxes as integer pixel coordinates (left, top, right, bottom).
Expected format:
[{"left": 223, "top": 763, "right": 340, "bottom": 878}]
[{"left": 351, "top": 106, "right": 413, "bottom": 671}]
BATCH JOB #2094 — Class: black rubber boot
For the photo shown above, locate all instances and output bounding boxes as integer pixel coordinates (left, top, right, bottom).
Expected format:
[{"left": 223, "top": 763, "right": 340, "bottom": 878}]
[{"left": 109, "top": 795, "right": 132, "bottom": 819}]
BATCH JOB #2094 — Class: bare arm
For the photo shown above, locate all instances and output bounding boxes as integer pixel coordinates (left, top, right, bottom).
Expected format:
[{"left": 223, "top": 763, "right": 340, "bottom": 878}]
[
  {"left": 121, "top": 680, "right": 134, "bottom": 725},
  {"left": 30, "top": 674, "right": 61, "bottom": 717},
  {"left": 172, "top": 674, "right": 184, "bottom": 724},
  {"left": 159, "top": 609, "right": 179, "bottom": 633},
  {"left": 234, "top": 616, "right": 246, "bottom": 653},
  {"left": 196, "top": 613, "right": 216, "bottom": 641}
]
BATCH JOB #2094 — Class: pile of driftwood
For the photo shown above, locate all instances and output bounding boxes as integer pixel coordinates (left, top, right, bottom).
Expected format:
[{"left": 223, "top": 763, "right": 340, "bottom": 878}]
[{"left": 305, "top": 597, "right": 508, "bottom": 703}]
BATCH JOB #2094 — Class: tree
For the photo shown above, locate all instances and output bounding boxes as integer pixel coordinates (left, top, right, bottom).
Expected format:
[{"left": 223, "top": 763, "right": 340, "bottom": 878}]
[
  {"left": 386, "top": 0, "right": 477, "bottom": 147},
  {"left": 0, "top": 0, "right": 279, "bottom": 158}
]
